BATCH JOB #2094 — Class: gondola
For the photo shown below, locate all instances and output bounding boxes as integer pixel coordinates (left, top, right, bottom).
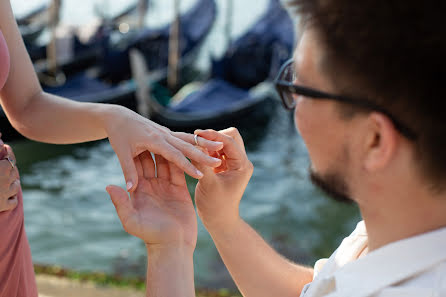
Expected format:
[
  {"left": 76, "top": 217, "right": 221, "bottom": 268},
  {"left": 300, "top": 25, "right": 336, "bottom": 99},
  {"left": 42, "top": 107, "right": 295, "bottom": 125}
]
[
  {"left": 0, "top": 0, "right": 216, "bottom": 141},
  {"left": 17, "top": 2, "right": 50, "bottom": 45},
  {"left": 142, "top": 0, "right": 294, "bottom": 131},
  {"left": 28, "top": 0, "right": 147, "bottom": 75}
]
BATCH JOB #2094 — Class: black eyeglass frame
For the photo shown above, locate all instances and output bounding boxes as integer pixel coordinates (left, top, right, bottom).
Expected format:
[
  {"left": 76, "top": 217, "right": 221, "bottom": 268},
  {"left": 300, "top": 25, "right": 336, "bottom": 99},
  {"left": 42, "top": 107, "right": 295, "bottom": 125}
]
[{"left": 274, "top": 59, "right": 417, "bottom": 140}]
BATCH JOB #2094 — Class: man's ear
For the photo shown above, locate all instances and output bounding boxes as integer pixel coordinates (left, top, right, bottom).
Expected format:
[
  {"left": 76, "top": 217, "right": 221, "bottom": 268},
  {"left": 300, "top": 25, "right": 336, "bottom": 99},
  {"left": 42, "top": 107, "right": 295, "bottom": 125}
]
[{"left": 363, "top": 112, "right": 399, "bottom": 172}]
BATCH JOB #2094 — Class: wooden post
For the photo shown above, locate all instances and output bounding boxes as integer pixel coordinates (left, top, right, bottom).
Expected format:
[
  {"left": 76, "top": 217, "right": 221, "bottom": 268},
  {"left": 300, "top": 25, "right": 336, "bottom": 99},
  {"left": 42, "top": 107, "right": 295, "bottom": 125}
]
[
  {"left": 137, "top": 0, "right": 148, "bottom": 29},
  {"left": 130, "top": 49, "right": 151, "bottom": 118},
  {"left": 225, "top": 0, "right": 233, "bottom": 49},
  {"left": 47, "top": 0, "right": 61, "bottom": 75},
  {"left": 168, "top": 0, "right": 180, "bottom": 91}
]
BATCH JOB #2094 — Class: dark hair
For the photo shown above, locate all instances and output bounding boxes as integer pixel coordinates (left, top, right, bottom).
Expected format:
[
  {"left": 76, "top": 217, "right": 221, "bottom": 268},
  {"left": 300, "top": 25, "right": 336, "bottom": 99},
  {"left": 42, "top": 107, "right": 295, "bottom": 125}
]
[{"left": 288, "top": 0, "right": 446, "bottom": 191}]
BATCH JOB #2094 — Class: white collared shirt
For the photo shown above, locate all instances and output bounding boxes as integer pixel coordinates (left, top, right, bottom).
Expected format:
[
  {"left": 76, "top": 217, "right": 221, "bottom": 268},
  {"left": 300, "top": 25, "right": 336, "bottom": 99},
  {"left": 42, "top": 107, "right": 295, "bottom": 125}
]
[{"left": 300, "top": 221, "right": 446, "bottom": 297}]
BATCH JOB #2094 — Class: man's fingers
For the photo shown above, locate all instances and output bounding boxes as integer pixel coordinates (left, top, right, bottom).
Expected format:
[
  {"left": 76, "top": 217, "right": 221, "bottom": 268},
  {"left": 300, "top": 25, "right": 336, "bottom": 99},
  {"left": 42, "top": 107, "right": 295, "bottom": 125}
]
[
  {"left": 190, "top": 149, "right": 217, "bottom": 187},
  {"left": 194, "top": 129, "right": 246, "bottom": 170},
  {"left": 116, "top": 149, "right": 139, "bottom": 192},
  {"left": 171, "top": 131, "right": 224, "bottom": 151},
  {"left": 219, "top": 127, "right": 246, "bottom": 151},
  {"left": 140, "top": 151, "right": 156, "bottom": 179},
  {"left": 155, "top": 155, "right": 170, "bottom": 180},
  {"left": 106, "top": 185, "right": 134, "bottom": 224},
  {"left": 135, "top": 154, "right": 144, "bottom": 179},
  {"left": 167, "top": 136, "right": 222, "bottom": 168},
  {"left": 167, "top": 162, "right": 187, "bottom": 187}
]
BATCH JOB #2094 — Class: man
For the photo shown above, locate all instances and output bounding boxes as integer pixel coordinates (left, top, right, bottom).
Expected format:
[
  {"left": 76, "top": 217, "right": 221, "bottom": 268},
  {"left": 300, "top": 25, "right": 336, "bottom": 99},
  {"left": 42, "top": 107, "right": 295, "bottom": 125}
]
[{"left": 106, "top": 0, "right": 446, "bottom": 296}]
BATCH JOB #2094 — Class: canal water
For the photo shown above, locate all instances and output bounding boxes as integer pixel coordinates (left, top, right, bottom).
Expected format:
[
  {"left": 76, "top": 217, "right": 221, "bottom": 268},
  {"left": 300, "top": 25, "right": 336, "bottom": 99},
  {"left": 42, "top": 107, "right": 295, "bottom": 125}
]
[{"left": 10, "top": 0, "right": 360, "bottom": 289}]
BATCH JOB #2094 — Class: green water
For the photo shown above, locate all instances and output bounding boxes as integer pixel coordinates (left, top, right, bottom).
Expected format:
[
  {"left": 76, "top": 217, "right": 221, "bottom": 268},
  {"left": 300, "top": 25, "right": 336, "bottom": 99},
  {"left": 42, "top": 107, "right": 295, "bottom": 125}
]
[{"left": 10, "top": 0, "right": 361, "bottom": 289}]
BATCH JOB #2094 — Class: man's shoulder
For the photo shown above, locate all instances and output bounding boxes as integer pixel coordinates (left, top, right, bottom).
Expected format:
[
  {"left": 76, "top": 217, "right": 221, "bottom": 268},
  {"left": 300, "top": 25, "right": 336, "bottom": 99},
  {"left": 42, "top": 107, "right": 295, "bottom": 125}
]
[{"left": 373, "top": 261, "right": 446, "bottom": 296}]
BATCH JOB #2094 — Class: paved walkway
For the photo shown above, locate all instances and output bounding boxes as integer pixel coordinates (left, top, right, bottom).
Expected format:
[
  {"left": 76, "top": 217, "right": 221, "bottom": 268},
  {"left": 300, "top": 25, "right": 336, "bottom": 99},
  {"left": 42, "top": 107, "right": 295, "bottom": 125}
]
[{"left": 37, "top": 275, "right": 145, "bottom": 297}]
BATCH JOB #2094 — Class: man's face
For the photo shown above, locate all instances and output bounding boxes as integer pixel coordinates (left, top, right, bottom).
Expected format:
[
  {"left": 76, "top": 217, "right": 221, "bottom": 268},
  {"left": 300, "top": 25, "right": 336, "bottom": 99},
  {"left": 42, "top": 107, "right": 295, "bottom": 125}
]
[{"left": 293, "top": 29, "right": 355, "bottom": 204}]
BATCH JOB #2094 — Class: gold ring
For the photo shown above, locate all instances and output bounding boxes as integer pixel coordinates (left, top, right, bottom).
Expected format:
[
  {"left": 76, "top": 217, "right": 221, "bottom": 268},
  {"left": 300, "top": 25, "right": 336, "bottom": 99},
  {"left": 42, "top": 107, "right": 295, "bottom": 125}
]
[
  {"left": 194, "top": 134, "right": 199, "bottom": 146},
  {"left": 6, "top": 156, "right": 14, "bottom": 169}
]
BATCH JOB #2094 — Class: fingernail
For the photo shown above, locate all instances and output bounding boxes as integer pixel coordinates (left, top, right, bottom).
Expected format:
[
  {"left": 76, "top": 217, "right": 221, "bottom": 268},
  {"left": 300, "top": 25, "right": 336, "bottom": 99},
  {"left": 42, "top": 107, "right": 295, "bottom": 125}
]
[
  {"left": 196, "top": 170, "right": 204, "bottom": 178},
  {"left": 214, "top": 141, "right": 223, "bottom": 146},
  {"left": 126, "top": 181, "right": 133, "bottom": 191},
  {"left": 212, "top": 157, "right": 222, "bottom": 163}
]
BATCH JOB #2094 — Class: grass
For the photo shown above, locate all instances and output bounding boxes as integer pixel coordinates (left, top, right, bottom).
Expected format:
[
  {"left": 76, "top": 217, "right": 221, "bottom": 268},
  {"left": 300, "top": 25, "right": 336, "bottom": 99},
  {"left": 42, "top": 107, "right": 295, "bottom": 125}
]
[{"left": 34, "top": 264, "right": 241, "bottom": 297}]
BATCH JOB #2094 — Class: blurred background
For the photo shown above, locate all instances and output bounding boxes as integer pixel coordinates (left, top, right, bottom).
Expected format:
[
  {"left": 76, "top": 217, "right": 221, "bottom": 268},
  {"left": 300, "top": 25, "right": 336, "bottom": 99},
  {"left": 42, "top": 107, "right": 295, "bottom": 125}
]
[{"left": 9, "top": 0, "right": 360, "bottom": 290}]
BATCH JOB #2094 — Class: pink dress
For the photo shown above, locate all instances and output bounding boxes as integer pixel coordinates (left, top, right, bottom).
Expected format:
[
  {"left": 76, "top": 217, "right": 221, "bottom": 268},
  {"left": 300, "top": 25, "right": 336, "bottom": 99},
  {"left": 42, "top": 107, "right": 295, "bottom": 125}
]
[{"left": 0, "top": 30, "right": 38, "bottom": 297}]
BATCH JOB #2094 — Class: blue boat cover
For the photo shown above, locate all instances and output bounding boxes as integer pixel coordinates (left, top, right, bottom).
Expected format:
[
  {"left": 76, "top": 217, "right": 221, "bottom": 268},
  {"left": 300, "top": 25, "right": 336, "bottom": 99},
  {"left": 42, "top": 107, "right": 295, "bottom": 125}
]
[
  {"left": 44, "top": 0, "right": 216, "bottom": 101},
  {"left": 44, "top": 73, "right": 113, "bottom": 102},
  {"left": 212, "top": 0, "right": 294, "bottom": 89},
  {"left": 101, "top": 0, "right": 216, "bottom": 82},
  {"left": 170, "top": 79, "right": 253, "bottom": 114}
]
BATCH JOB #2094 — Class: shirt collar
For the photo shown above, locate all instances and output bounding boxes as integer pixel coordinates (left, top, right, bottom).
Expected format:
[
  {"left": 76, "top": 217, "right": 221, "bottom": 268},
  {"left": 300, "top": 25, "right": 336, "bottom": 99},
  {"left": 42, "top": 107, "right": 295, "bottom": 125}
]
[{"left": 333, "top": 225, "right": 446, "bottom": 297}]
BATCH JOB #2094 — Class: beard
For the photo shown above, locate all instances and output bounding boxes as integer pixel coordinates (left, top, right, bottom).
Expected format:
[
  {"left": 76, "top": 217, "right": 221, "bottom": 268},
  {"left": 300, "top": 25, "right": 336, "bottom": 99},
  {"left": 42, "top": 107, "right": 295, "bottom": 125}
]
[{"left": 309, "top": 166, "right": 354, "bottom": 204}]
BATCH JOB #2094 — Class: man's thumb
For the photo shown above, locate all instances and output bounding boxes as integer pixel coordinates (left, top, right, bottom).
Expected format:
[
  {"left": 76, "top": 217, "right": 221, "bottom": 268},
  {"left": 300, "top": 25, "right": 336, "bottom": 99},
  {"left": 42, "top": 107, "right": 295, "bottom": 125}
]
[
  {"left": 106, "top": 185, "right": 133, "bottom": 222},
  {"left": 191, "top": 156, "right": 216, "bottom": 185}
]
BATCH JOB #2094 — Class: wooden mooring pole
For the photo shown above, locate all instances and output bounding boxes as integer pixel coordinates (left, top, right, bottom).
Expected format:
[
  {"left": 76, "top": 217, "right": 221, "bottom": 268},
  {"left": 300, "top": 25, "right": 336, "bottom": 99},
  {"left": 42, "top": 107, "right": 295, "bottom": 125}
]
[
  {"left": 168, "top": 0, "right": 180, "bottom": 91},
  {"left": 225, "top": 0, "right": 233, "bottom": 49},
  {"left": 47, "top": 0, "right": 61, "bottom": 75},
  {"left": 137, "top": 0, "right": 148, "bottom": 29}
]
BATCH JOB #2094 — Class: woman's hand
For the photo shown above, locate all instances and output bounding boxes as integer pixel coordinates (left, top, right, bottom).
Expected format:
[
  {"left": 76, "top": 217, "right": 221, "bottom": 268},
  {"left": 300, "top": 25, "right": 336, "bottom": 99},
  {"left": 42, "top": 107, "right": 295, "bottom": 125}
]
[
  {"left": 193, "top": 128, "right": 254, "bottom": 232},
  {"left": 0, "top": 144, "right": 20, "bottom": 212},
  {"left": 106, "top": 151, "right": 198, "bottom": 249},
  {"left": 104, "top": 106, "right": 223, "bottom": 192}
]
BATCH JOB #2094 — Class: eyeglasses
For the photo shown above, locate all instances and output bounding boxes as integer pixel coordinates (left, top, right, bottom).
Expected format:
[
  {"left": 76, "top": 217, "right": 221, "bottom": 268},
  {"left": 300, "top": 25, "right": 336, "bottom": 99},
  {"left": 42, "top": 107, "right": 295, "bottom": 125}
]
[{"left": 274, "top": 59, "right": 417, "bottom": 140}]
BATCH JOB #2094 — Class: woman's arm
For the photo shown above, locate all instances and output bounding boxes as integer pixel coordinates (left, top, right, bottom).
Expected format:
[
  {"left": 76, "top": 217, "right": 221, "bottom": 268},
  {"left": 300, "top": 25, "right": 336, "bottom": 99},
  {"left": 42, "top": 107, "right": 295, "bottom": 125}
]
[{"left": 0, "top": 0, "right": 223, "bottom": 190}]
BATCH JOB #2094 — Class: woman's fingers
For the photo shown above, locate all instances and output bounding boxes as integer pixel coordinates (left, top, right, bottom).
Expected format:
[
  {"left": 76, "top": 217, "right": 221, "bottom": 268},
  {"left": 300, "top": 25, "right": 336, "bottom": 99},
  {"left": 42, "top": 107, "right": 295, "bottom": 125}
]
[
  {"left": 171, "top": 131, "right": 223, "bottom": 152},
  {"left": 116, "top": 147, "right": 139, "bottom": 192},
  {"left": 0, "top": 159, "right": 13, "bottom": 178},
  {"left": 0, "top": 194, "right": 18, "bottom": 212},
  {"left": 167, "top": 136, "right": 222, "bottom": 168},
  {"left": 7, "top": 179, "right": 21, "bottom": 198},
  {"left": 8, "top": 166, "right": 18, "bottom": 184},
  {"left": 153, "top": 142, "right": 203, "bottom": 179}
]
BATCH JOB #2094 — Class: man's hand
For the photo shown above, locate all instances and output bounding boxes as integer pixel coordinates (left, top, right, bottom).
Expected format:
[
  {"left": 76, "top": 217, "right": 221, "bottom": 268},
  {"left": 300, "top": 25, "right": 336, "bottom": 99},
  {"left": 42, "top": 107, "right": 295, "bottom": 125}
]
[
  {"left": 107, "top": 152, "right": 197, "bottom": 297},
  {"left": 106, "top": 151, "right": 197, "bottom": 249},
  {"left": 193, "top": 128, "right": 253, "bottom": 232}
]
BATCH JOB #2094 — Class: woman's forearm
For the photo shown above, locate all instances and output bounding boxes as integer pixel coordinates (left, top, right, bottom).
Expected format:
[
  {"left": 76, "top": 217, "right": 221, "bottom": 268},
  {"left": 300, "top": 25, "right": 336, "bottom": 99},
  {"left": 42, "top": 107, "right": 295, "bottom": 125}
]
[{"left": 8, "top": 90, "right": 121, "bottom": 144}]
